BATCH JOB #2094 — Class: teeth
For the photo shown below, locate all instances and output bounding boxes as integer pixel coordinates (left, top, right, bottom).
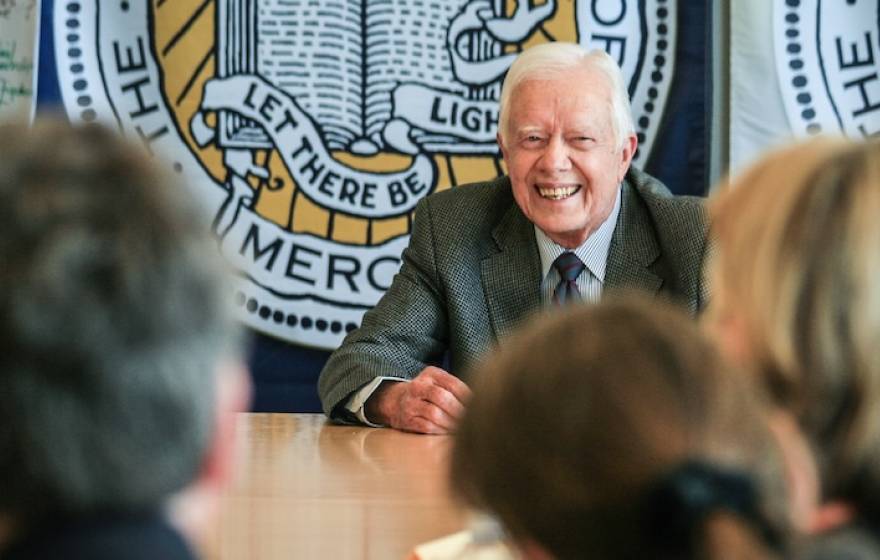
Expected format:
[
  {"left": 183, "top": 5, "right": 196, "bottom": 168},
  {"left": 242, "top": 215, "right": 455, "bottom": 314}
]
[{"left": 538, "top": 185, "right": 579, "bottom": 200}]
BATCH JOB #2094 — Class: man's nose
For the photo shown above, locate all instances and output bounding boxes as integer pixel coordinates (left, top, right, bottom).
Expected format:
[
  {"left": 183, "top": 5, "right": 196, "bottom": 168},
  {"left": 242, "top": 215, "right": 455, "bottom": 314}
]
[{"left": 539, "top": 136, "right": 571, "bottom": 172}]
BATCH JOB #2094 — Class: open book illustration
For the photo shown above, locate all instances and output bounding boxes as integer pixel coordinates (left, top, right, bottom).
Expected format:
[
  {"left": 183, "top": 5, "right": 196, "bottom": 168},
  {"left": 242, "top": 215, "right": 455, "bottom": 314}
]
[{"left": 217, "top": 0, "right": 511, "bottom": 155}]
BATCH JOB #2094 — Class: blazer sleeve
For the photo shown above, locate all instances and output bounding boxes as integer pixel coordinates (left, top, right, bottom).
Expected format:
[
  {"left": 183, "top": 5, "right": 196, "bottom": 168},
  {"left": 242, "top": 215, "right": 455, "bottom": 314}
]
[{"left": 317, "top": 195, "right": 450, "bottom": 419}]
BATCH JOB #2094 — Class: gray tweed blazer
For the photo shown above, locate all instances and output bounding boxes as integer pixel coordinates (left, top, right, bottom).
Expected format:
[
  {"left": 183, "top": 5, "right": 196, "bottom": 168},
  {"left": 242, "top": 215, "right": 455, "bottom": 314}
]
[{"left": 318, "top": 167, "right": 708, "bottom": 418}]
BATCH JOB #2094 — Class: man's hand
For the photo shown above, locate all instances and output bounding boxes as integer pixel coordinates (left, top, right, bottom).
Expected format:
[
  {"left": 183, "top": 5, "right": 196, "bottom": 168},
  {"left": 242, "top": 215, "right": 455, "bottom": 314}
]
[{"left": 365, "top": 366, "right": 471, "bottom": 434}]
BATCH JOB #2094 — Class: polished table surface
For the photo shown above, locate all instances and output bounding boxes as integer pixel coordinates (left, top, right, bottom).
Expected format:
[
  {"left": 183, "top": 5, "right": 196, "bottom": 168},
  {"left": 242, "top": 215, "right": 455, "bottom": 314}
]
[{"left": 204, "top": 413, "right": 468, "bottom": 560}]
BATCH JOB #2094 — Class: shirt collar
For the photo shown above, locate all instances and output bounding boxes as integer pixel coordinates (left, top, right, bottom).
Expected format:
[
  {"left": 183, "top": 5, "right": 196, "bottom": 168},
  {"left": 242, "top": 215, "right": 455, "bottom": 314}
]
[{"left": 534, "top": 186, "right": 622, "bottom": 283}]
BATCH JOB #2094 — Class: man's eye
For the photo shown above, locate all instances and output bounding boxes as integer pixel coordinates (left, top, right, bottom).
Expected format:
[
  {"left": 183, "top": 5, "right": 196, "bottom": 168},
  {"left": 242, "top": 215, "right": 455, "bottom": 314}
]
[{"left": 569, "top": 137, "right": 595, "bottom": 149}]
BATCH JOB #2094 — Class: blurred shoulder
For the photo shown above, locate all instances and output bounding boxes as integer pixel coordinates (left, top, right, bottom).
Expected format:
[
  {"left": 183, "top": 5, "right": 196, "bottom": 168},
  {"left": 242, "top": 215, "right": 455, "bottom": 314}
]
[
  {"left": 414, "top": 176, "right": 515, "bottom": 241},
  {"left": 420, "top": 176, "right": 513, "bottom": 217},
  {"left": 626, "top": 166, "right": 707, "bottom": 225}
]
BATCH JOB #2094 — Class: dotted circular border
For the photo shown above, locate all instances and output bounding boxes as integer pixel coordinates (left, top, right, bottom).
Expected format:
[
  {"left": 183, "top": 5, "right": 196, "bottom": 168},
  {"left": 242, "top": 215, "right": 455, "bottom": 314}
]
[
  {"left": 58, "top": 4, "right": 362, "bottom": 345},
  {"left": 63, "top": 1, "right": 135, "bottom": 121},
  {"left": 62, "top": 3, "right": 186, "bottom": 184},
  {"left": 235, "top": 291, "right": 358, "bottom": 335},
  {"left": 62, "top": 1, "right": 99, "bottom": 122},
  {"left": 782, "top": 0, "right": 821, "bottom": 134},
  {"left": 635, "top": 0, "right": 671, "bottom": 152}
]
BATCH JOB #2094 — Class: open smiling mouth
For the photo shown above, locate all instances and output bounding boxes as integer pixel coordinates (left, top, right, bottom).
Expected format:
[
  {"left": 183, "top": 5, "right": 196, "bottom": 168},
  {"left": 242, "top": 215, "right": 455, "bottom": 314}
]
[{"left": 537, "top": 184, "right": 582, "bottom": 200}]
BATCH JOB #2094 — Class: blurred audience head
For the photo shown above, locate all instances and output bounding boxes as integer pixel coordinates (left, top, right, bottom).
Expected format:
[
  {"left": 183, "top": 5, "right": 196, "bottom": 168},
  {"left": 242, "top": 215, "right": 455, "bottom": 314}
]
[
  {"left": 451, "top": 297, "right": 789, "bottom": 560},
  {"left": 707, "top": 137, "right": 880, "bottom": 529},
  {"left": 0, "top": 119, "right": 249, "bottom": 546}
]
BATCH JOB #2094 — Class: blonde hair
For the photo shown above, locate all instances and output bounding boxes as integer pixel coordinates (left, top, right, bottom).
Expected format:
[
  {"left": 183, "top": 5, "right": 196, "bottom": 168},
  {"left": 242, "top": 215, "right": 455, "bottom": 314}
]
[{"left": 709, "top": 137, "right": 880, "bottom": 511}]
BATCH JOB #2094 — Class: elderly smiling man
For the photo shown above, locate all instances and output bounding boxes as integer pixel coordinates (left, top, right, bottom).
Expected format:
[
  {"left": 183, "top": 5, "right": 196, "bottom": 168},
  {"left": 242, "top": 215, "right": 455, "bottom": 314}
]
[{"left": 318, "top": 43, "right": 708, "bottom": 434}]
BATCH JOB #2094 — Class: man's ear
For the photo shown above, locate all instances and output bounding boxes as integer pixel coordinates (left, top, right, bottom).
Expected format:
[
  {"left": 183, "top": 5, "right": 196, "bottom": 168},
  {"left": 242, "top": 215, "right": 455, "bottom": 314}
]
[
  {"left": 617, "top": 133, "right": 638, "bottom": 182},
  {"left": 769, "top": 409, "right": 854, "bottom": 534},
  {"left": 200, "top": 361, "right": 252, "bottom": 492},
  {"left": 767, "top": 411, "right": 821, "bottom": 533},
  {"left": 497, "top": 131, "right": 509, "bottom": 163},
  {"left": 169, "top": 361, "right": 251, "bottom": 546}
]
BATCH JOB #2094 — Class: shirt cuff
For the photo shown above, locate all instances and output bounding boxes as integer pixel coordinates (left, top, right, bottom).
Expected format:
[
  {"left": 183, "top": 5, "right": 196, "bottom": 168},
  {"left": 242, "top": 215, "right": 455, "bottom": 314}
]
[{"left": 344, "top": 376, "right": 407, "bottom": 427}]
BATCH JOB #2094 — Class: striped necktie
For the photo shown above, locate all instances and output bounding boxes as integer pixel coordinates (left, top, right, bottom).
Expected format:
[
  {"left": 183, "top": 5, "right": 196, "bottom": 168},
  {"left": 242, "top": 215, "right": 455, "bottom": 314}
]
[{"left": 552, "top": 252, "right": 585, "bottom": 305}]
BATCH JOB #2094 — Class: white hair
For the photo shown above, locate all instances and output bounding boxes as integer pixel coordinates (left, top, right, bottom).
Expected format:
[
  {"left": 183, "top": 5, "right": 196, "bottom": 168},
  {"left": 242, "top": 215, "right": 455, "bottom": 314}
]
[{"left": 497, "top": 43, "right": 635, "bottom": 149}]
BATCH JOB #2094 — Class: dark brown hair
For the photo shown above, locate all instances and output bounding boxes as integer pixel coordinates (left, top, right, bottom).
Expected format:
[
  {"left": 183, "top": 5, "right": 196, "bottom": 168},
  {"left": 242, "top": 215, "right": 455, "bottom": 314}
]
[{"left": 451, "top": 297, "right": 789, "bottom": 559}]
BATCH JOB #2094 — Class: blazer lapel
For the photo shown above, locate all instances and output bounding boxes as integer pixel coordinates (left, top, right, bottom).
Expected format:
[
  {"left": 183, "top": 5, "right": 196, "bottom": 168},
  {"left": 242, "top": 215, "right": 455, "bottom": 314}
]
[
  {"left": 481, "top": 202, "right": 543, "bottom": 341},
  {"left": 605, "top": 181, "right": 663, "bottom": 294}
]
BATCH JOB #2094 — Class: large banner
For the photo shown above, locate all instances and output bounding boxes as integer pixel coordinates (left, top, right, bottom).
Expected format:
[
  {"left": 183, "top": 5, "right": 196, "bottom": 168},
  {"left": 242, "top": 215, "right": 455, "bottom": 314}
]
[
  {"left": 731, "top": 0, "right": 880, "bottom": 172},
  {"left": 50, "top": 0, "right": 681, "bottom": 350}
]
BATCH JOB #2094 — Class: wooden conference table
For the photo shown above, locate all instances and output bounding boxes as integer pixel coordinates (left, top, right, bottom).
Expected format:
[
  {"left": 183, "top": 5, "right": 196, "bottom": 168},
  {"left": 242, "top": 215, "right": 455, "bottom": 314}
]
[{"left": 204, "top": 413, "right": 468, "bottom": 559}]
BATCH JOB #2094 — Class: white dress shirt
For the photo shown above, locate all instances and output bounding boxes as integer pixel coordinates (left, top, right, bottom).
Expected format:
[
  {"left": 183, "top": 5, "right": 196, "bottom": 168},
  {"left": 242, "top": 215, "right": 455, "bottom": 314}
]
[
  {"left": 345, "top": 186, "right": 622, "bottom": 426},
  {"left": 536, "top": 185, "right": 621, "bottom": 304}
]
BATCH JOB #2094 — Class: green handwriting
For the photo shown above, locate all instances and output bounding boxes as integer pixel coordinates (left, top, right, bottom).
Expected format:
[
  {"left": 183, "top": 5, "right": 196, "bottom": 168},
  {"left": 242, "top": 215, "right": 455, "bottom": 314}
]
[
  {"left": 0, "top": 78, "right": 32, "bottom": 107},
  {"left": 0, "top": 41, "right": 33, "bottom": 72}
]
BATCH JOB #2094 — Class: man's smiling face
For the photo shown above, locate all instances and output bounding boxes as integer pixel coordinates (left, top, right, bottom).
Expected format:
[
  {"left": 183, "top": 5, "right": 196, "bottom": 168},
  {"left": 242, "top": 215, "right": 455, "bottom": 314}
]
[{"left": 498, "top": 66, "right": 636, "bottom": 249}]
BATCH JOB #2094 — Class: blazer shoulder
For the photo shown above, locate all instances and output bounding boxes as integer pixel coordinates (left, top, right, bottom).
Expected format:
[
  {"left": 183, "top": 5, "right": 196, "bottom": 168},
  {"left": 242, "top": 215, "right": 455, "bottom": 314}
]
[
  {"left": 625, "top": 167, "right": 709, "bottom": 311},
  {"left": 416, "top": 176, "right": 514, "bottom": 236},
  {"left": 626, "top": 167, "right": 707, "bottom": 237},
  {"left": 422, "top": 175, "right": 512, "bottom": 210}
]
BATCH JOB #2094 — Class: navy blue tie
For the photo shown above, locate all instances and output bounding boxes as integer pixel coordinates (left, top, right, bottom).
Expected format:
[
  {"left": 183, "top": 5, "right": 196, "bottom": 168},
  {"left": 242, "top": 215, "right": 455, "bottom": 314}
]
[{"left": 552, "top": 252, "right": 585, "bottom": 305}]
